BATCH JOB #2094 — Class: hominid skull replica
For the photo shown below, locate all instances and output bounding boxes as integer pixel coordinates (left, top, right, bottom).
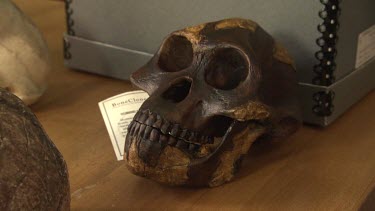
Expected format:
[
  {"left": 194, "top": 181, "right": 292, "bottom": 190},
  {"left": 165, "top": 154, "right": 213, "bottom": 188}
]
[{"left": 125, "top": 18, "right": 300, "bottom": 187}]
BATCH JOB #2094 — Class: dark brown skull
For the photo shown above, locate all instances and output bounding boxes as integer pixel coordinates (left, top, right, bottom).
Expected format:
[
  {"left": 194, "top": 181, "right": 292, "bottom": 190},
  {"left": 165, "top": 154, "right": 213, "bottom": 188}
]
[{"left": 125, "top": 18, "right": 300, "bottom": 187}]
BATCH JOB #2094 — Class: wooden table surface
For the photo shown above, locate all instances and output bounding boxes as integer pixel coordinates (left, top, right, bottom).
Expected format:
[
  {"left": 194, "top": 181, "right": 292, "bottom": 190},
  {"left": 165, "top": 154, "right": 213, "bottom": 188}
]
[{"left": 13, "top": 1, "right": 375, "bottom": 210}]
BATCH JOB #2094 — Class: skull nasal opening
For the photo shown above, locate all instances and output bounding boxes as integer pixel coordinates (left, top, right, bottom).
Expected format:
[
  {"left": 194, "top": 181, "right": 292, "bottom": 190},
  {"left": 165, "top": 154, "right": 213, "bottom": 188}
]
[{"left": 162, "top": 78, "right": 192, "bottom": 103}]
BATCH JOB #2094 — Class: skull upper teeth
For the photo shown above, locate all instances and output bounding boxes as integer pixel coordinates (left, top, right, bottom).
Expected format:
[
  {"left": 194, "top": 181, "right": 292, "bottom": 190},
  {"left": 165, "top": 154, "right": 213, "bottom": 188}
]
[{"left": 127, "top": 110, "right": 215, "bottom": 153}]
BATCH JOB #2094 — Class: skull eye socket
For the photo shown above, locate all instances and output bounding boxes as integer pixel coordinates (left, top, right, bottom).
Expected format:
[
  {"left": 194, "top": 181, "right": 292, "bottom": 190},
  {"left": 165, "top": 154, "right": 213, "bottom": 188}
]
[
  {"left": 204, "top": 48, "right": 248, "bottom": 90},
  {"left": 158, "top": 35, "right": 193, "bottom": 72}
]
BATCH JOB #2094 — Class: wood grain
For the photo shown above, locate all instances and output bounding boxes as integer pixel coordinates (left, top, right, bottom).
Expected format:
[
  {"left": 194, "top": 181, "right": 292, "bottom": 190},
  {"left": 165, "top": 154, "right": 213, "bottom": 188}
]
[{"left": 13, "top": 1, "right": 375, "bottom": 210}]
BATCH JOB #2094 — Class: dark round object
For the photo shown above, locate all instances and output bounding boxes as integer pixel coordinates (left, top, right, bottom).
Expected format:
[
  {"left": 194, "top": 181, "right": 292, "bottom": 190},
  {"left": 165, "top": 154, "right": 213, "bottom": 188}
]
[{"left": 0, "top": 89, "right": 70, "bottom": 210}]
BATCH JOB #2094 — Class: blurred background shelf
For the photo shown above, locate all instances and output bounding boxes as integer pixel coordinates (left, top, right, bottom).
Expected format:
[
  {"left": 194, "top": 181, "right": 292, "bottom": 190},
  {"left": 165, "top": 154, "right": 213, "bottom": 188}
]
[{"left": 13, "top": 0, "right": 375, "bottom": 210}]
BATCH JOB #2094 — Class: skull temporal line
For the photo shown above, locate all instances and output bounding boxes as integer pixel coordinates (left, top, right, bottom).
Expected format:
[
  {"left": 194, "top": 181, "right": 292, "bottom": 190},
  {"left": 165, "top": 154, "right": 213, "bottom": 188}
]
[{"left": 125, "top": 18, "right": 301, "bottom": 187}]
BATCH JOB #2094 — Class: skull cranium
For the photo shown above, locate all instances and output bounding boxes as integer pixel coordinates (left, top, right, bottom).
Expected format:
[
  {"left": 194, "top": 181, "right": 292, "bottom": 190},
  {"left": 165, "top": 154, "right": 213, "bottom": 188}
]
[{"left": 125, "top": 18, "right": 300, "bottom": 187}]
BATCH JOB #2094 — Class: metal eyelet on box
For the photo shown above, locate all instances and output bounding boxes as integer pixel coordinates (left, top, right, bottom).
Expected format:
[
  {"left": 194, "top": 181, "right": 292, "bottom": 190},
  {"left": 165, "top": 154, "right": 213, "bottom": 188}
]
[
  {"left": 64, "top": 0, "right": 74, "bottom": 60},
  {"left": 313, "top": 0, "right": 340, "bottom": 87},
  {"left": 312, "top": 91, "right": 335, "bottom": 116},
  {"left": 63, "top": 37, "right": 71, "bottom": 60},
  {"left": 312, "top": 0, "right": 340, "bottom": 117},
  {"left": 65, "top": 0, "right": 75, "bottom": 36}
]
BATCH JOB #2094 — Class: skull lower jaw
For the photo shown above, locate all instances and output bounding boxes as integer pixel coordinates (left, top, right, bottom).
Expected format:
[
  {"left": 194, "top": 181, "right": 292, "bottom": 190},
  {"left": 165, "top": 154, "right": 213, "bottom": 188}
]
[
  {"left": 125, "top": 135, "right": 191, "bottom": 185},
  {"left": 125, "top": 120, "right": 266, "bottom": 187},
  {"left": 124, "top": 109, "right": 226, "bottom": 186},
  {"left": 124, "top": 130, "right": 223, "bottom": 186}
]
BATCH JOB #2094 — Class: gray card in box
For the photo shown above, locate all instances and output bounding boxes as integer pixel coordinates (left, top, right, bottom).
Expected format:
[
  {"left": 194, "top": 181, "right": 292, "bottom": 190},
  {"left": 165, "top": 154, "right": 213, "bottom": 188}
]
[{"left": 63, "top": 0, "right": 375, "bottom": 126}]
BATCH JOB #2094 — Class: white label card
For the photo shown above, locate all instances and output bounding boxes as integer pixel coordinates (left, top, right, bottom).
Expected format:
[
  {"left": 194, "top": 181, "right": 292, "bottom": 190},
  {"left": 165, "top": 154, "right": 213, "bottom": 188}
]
[
  {"left": 355, "top": 24, "right": 375, "bottom": 69},
  {"left": 98, "top": 90, "right": 149, "bottom": 160}
]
